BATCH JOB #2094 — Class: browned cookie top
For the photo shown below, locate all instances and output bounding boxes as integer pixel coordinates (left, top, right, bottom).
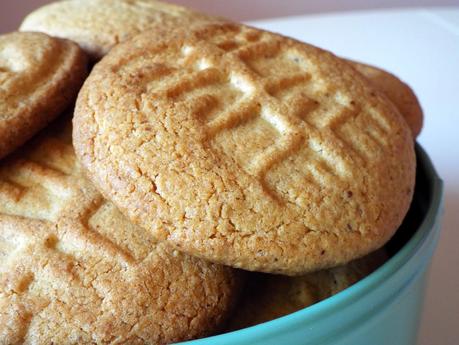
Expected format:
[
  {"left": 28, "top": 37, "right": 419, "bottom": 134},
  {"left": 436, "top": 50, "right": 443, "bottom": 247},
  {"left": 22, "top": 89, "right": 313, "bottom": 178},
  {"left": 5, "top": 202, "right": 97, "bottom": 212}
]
[
  {"left": 20, "top": 0, "right": 221, "bottom": 60},
  {"left": 74, "top": 22, "right": 415, "bottom": 275},
  {"left": 0, "top": 119, "right": 241, "bottom": 344},
  {"left": 0, "top": 32, "right": 87, "bottom": 160}
]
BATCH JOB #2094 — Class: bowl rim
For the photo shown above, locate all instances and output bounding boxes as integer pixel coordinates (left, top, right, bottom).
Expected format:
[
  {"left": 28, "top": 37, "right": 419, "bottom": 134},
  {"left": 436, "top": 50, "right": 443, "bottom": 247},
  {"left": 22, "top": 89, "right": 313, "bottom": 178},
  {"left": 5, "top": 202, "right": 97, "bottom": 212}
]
[{"left": 182, "top": 143, "right": 444, "bottom": 344}]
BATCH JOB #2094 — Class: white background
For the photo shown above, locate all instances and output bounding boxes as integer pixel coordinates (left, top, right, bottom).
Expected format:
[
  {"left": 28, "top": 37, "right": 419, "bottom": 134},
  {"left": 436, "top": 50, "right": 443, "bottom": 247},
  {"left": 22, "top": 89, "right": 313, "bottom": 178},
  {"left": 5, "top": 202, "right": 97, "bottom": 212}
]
[
  {"left": 1, "top": 2, "right": 459, "bottom": 344},
  {"left": 0, "top": 0, "right": 458, "bottom": 30}
]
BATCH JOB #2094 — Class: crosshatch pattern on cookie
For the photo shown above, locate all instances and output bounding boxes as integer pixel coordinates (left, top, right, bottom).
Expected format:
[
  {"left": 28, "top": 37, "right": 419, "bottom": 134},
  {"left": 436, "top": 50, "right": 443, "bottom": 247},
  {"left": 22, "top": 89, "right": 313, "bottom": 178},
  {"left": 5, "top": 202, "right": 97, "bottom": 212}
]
[
  {"left": 74, "top": 22, "right": 415, "bottom": 275},
  {"left": 0, "top": 133, "right": 165, "bottom": 266},
  {"left": 0, "top": 160, "right": 73, "bottom": 222},
  {"left": 128, "top": 25, "right": 395, "bottom": 207},
  {"left": 0, "top": 130, "right": 237, "bottom": 343},
  {"left": 0, "top": 136, "right": 141, "bottom": 274}
]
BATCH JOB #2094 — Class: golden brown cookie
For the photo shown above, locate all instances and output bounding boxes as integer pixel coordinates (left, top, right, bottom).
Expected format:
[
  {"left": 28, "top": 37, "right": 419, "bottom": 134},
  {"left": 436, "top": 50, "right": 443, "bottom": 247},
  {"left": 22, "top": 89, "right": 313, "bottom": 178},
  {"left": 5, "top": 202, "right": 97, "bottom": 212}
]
[
  {"left": 348, "top": 60, "right": 423, "bottom": 138},
  {"left": 0, "top": 31, "right": 87, "bottom": 160},
  {"left": 73, "top": 22, "right": 415, "bottom": 275},
  {"left": 20, "top": 0, "right": 220, "bottom": 60},
  {"left": 227, "top": 250, "right": 387, "bottom": 330},
  {"left": 0, "top": 118, "right": 241, "bottom": 344}
]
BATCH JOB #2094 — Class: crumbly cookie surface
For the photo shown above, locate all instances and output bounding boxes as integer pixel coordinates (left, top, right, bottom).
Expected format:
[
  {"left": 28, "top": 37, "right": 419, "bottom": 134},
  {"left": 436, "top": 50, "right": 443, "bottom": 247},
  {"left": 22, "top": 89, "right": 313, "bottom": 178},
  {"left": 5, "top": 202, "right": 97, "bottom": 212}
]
[
  {"left": 74, "top": 23, "right": 415, "bottom": 275},
  {"left": 349, "top": 60, "right": 423, "bottom": 138},
  {"left": 20, "top": 0, "right": 220, "bottom": 60},
  {"left": 0, "top": 119, "right": 240, "bottom": 344},
  {"left": 0, "top": 32, "right": 87, "bottom": 159}
]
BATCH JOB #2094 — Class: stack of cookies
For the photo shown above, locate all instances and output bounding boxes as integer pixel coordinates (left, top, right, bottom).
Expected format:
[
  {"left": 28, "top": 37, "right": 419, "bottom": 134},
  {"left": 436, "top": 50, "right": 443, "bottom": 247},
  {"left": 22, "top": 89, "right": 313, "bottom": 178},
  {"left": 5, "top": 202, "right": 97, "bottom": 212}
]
[{"left": 1, "top": 1, "right": 423, "bottom": 343}]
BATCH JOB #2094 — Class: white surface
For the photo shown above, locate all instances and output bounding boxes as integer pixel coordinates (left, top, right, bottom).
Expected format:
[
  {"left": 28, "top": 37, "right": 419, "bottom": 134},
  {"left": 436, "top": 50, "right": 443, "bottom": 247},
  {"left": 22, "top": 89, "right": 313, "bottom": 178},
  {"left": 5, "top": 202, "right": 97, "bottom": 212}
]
[
  {"left": 249, "top": 8, "right": 459, "bottom": 345},
  {"left": 172, "top": 0, "right": 459, "bottom": 21}
]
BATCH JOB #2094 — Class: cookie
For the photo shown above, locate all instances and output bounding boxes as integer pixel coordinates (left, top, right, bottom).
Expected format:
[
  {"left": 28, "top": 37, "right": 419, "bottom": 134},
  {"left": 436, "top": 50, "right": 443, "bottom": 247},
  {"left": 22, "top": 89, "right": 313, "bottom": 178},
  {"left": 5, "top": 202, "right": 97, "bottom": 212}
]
[
  {"left": 227, "top": 249, "right": 387, "bottom": 330},
  {"left": 0, "top": 31, "right": 87, "bottom": 160},
  {"left": 348, "top": 60, "right": 423, "bottom": 138},
  {"left": 20, "top": 0, "right": 220, "bottom": 60},
  {"left": 0, "top": 118, "right": 241, "bottom": 344},
  {"left": 73, "top": 22, "right": 415, "bottom": 275}
]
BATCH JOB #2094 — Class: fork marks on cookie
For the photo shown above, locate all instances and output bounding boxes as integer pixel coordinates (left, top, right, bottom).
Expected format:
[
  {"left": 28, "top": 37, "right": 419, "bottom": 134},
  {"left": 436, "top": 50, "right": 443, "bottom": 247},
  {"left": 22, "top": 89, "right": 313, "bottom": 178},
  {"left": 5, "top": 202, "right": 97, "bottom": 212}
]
[{"left": 132, "top": 25, "right": 391, "bottom": 205}]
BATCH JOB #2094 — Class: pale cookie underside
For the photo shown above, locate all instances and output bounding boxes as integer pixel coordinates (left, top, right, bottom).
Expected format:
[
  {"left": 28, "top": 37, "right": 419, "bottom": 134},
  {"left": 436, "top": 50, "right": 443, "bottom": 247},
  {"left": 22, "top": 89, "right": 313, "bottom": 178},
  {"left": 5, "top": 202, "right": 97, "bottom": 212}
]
[
  {"left": 20, "top": 0, "right": 220, "bottom": 60},
  {"left": 0, "top": 32, "right": 87, "bottom": 159},
  {"left": 0, "top": 120, "right": 239, "bottom": 344},
  {"left": 74, "top": 23, "right": 415, "bottom": 275}
]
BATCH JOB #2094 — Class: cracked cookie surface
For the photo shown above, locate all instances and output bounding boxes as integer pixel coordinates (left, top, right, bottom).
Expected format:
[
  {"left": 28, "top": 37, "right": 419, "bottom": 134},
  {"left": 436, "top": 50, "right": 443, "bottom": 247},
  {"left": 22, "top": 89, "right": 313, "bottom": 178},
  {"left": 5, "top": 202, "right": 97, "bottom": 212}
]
[
  {"left": 74, "top": 22, "right": 415, "bottom": 275},
  {"left": 0, "top": 118, "right": 241, "bottom": 344}
]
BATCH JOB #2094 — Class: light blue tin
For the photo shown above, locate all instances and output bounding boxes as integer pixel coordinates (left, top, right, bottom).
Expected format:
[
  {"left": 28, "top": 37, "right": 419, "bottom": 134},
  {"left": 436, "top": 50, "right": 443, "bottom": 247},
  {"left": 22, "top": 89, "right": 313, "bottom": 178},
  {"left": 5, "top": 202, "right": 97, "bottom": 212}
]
[{"left": 181, "top": 144, "right": 444, "bottom": 345}]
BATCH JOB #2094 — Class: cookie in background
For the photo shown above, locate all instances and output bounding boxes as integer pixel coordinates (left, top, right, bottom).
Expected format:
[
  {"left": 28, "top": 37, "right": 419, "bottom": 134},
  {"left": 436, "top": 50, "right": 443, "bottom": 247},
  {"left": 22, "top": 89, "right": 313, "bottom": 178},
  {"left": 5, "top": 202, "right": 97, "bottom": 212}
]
[
  {"left": 20, "top": 0, "right": 223, "bottom": 60},
  {"left": 0, "top": 31, "right": 87, "bottom": 160},
  {"left": 349, "top": 60, "right": 423, "bottom": 138},
  {"left": 227, "top": 249, "right": 388, "bottom": 330}
]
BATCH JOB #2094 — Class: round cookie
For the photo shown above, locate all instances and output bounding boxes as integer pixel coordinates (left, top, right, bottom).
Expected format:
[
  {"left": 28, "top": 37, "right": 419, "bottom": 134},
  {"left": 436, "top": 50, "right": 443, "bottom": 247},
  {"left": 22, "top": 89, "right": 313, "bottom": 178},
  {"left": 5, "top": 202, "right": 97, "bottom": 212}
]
[
  {"left": 20, "top": 0, "right": 221, "bottom": 60},
  {"left": 73, "top": 22, "right": 416, "bottom": 275},
  {"left": 227, "top": 250, "right": 387, "bottom": 330},
  {"left": 0, "top": 32, "right": 87, "bottom": 160},
  {"left": 0, "top": 118, "right": 241, "bottom": 344},
  {"left": 348, "top": 60, "right": 423, "bottom": 138}
]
